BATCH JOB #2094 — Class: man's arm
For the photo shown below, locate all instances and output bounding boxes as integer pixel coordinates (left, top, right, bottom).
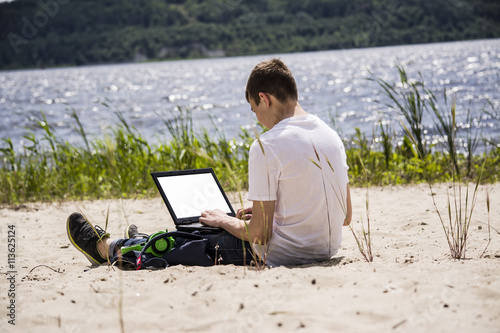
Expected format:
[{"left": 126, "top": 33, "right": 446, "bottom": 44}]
[{"left": 199, "top": 200, "right": 275, "bottom": 244}]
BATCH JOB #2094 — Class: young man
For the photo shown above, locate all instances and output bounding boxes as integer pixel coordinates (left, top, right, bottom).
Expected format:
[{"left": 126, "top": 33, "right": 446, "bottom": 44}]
[
  {"left": 200, "top": 58, "right": 351, "bottom": 266},
  {"left": 67, "top": 58, "right": 351, "bottom": 267}
]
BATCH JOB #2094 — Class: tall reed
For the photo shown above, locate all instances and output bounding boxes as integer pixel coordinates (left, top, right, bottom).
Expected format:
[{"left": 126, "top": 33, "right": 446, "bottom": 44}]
[
  {"left": 378, "top": 120, "right": 393, "bottom": 170},
  {"left": 370, "top": 66, "right": 430, "bottom": 160},
  {"left": 427, "top": 92, "right": 460, "bottom": 177}
]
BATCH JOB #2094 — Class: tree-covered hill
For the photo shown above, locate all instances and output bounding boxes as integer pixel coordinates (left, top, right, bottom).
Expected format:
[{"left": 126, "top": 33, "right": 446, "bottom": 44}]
[{"left": 1, "top": 0, "right": 499, "bottom": 69}]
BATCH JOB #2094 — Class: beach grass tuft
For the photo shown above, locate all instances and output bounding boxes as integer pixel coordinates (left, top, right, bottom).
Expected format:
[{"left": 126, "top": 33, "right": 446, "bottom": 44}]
[
  {"left": 349, "top": 188, "right": 373, "bottom": 263},
  {"left": 383, "top": 75, "right": 487, "bottom": 259}
]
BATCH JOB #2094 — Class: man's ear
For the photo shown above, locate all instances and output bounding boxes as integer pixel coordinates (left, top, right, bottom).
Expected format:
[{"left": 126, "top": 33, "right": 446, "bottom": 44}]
[{"left": 259, "top": 92, "right": 271, "bottom": 107}]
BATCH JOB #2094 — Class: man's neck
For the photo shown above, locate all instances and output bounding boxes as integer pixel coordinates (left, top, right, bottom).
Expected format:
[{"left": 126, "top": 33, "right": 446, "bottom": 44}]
[{"left": 277, "top": 101, "right": 307, "bottom": 122}]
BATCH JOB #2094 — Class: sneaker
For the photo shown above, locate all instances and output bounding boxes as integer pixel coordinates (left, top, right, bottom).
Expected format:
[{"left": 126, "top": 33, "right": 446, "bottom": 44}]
[
  {"left": 124, "top": 224, "right": 149, "bottom": 239},
  {"left": 66, "top": 212, "right": 110, "bottom": 266}
]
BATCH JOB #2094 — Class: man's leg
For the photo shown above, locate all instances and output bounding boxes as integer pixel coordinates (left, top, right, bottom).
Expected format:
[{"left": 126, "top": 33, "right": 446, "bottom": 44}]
[
  {"left": 97, "top": 238, "right": 113, "bottom": 261},
  {"left": 202, "top": 231, "right": 255, "bottom": 266},
  {"left": 68, "top": 212, "right": 257, "bottom": 267},
  {"left": 97, "top": 237, "right": 144, "bottom": 262},
  {"left": 67, "top": 212, "right": 145, "bottom": 265}
]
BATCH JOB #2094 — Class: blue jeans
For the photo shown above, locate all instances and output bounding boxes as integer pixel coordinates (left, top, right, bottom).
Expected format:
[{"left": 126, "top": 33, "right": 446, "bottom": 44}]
[{"left": 109, "top": 230, "right": 254, "bottom": 266}]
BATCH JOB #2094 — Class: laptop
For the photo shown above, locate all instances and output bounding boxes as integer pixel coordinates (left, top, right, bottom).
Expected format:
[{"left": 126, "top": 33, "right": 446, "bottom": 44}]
[{"left": 151, "top": 168, "right": 236, "bottom": 232}]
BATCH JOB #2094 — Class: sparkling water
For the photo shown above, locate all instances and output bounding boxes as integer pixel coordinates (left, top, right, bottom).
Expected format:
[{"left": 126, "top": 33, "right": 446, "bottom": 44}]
[{"left": 1, "top": 39, "right": 499, "bottom": 153}]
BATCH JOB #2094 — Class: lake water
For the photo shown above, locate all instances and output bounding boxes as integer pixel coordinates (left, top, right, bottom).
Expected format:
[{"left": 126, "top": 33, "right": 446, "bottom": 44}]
[{"left": 1, "top": 39, "right": 499, "bottom": 153}]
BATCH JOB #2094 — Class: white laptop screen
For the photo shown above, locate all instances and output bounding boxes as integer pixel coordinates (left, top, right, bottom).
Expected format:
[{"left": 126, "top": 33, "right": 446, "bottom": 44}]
[{"left": 156, "top": 172, "right": 232, "bottom": 219}]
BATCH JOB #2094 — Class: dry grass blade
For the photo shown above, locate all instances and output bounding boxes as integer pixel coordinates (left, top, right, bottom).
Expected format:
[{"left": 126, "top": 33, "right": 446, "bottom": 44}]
[
  {"left": 349, "top": 188, "right": 373, "bottom": 262},
  {"left": 309, "top": 142, "right": 348, "bottom": 255},
  {"left": 480, "top": 190, "right": 491, "bottom": 258},
  {"left": 364, "top": 190, "right": 372, "bottom": 259},
  {"left": 118, "top": 271, "right": 125, "bottom": 333},
  {"left": 308, "top": 158, "right": 322, "bottom": 170}
]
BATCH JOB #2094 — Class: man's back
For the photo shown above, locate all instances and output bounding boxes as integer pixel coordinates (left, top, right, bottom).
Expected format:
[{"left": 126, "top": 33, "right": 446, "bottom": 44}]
[{"left": 248, "top": 114, "right": 349, "bottom": 266}]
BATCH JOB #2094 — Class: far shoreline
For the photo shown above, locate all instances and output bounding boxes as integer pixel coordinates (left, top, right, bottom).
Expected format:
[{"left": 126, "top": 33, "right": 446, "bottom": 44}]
[{"left": 1, "top": 38, "right": 498, "bottom": 73}]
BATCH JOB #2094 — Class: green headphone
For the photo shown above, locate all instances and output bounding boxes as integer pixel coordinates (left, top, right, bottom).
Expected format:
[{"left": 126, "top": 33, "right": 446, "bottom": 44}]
[{"left": 120, "top": 230, "right": 175, "bottom": 257}]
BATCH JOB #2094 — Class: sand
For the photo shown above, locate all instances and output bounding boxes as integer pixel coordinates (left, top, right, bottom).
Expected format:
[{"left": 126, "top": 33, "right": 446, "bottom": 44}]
[{"left": 1, "top": 183, "right": 499, "bottom": 333}]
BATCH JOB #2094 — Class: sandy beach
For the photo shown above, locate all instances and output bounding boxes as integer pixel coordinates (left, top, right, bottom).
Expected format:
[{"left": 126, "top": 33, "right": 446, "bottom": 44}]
[{"left": 1, "top": 183, "right": 499, "bottom": 333}]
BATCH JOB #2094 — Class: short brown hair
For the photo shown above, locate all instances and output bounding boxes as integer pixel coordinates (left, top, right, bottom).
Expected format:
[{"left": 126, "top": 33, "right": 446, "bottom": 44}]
[{"left": 245, "top": 58, "right": 298, "bottom": 105}]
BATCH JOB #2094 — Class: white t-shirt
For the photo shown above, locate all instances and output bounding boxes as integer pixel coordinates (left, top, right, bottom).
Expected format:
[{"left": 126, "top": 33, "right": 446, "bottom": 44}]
[{"left": 248, "top": 114, "right": 349, "bottom": 266}]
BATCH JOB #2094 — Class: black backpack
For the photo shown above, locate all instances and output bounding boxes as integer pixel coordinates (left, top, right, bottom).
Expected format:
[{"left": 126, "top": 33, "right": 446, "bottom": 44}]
[{"left": 113, "top": 231, "right": 214, "bottom": 270}]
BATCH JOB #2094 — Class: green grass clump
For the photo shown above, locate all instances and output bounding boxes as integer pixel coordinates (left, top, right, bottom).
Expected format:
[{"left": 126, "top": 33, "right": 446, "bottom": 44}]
[
  {"left": 0, "top": 107, "right": 498, "bottom": 206},
  {"left": 344, "top": 128, "right": 498, "bottom": 187},
  {"left": 0, "top": 108, "right": 253, "bottom": 205}
]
